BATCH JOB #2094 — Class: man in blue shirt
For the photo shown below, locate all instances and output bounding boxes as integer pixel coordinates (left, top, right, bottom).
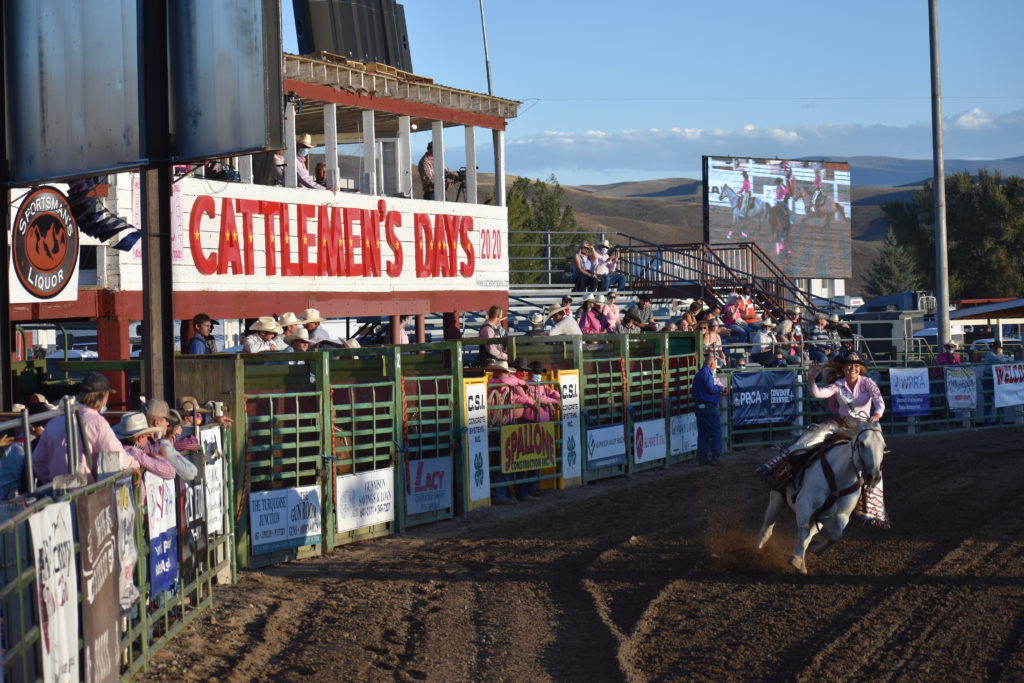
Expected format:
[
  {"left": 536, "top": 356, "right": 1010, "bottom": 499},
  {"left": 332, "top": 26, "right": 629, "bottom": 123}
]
[
  {"left": 691, "top": 356, "right": 728, "bottom": 465},
  {"left": 185, "top": 313, "right": 219, "bottom": 354}
]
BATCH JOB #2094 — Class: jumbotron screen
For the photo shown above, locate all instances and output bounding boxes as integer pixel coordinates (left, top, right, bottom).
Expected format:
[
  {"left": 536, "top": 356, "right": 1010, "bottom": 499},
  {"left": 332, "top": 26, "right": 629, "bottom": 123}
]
[{"left": 703, "top": 156, "right": 852, "bottom": 279}]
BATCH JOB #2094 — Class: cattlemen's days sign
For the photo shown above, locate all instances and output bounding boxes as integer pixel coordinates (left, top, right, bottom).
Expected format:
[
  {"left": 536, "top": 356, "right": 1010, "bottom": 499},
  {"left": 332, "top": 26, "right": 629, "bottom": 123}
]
[
  {"left": 115, "top": 177, "right": 509, "bottom": 294},
  {"left": 993, "top": 362, "right": 1024, "bottom": 408},
  {"left": 501, "top": 422, "right": 557, "bottom": 473}
]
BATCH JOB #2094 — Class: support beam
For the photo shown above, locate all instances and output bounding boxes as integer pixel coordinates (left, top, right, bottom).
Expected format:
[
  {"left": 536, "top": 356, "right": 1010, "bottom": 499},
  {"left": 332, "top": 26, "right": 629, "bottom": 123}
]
[
  {"left": 415, "top": 314, "right": 426, "bottom": 344},
  {"left": 362, "top": 110, "right": 377, "bottom": 194},
  {"left": 324, "top": 103, "right": 339, "bottom": 190},
  {"left": 389, "top": 314, "right": 402, "bottom": 345},
  {"left": 432, "top": 122, "right": 445, "bottom": 203},
  {"left": 465, "top": 126, "right": 477, "bottom": 204},
  {"left": 397, "top": 116, "right": 412, "bottom": 197},
  {"left": 492, "top": 129, "right": 506, "bottom": 207},
  {"left": 97, "top": 317, "right": 132, "bottom": 409},
  {"left": 238, "top": 155, "right": 253, "bottom": 184},
  {"left": 284, "top": 98, "right": 297, "bottom": 188}
]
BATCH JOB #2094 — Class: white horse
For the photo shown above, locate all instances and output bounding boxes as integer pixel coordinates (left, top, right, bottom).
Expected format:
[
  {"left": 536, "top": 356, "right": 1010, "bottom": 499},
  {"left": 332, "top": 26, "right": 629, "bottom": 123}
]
[
  {"left": 718, "top": 184, "right": 768, "bottom": 228},
  {"left": 756, "top": 421, "right": 886, "bottom": 574}
]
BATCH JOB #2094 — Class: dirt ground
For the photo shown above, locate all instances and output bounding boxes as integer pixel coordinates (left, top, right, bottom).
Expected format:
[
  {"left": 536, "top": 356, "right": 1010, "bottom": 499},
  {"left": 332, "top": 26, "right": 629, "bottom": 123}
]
[{"left": 141, "top": 427, "right": 1024, "bottom": 682}]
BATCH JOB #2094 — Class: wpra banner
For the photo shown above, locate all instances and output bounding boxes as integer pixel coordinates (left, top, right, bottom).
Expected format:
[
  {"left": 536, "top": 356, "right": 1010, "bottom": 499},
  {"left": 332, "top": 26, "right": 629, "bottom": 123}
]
[
  {"left": 889, "top": 368, "right": 930, "bottom": 417},
  {"left": 993, "top": 362, "right": 1024, "bottom": 408},
  {"left": 730, "top": 370, "right": 797, "bottom": 426}
]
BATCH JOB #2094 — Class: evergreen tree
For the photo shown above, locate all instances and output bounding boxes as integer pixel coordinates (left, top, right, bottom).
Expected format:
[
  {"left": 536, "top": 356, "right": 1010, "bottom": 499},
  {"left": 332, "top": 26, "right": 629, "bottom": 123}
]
[
  {"left": 863, "top": 229, "right": 924, "bottom": 298},
  {"left": 880, "top": 170, "right": 1024, "bottom": 299},
  {"left": 506, "top": 175, "right": 589, "bottom": 285}
]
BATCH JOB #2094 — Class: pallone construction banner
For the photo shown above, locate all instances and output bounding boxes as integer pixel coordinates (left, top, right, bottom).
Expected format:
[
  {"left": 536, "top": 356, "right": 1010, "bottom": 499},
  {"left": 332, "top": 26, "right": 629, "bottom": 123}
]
[
  {"left": 889, "top": 368, "right": 931, "bottom": 417},
  {"left": 76, "top": 488, "right": 120, "bottom": 683},
  {"left": 730, "top": 370, "right": 798, "bottom": 426},
  {"left": 501, "top": 422, "right": 557, "bottom": 473},
  {"left": 944, "top": 366, "right": 977, "bottom": 411},
  {"left": 993, "top": 362, "right": 1024, "bottom": 408},
  {"left": 29, "top": 501, "right": 79, "bottom": 682}
]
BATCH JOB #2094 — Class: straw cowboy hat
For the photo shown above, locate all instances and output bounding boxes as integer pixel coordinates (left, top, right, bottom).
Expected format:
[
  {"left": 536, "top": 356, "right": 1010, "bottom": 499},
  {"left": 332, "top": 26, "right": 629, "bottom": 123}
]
[
  {"left": 597, "top": 239, "right": 611, "bottom": 248},
  {"left": 545, "top": 303, "right": 566, "bottom": 319},
  {"left": 178, "top": 396, "right": 210, "bottom": 414},
  {"left": 113, "top": 412, "right": 163, "bottom": 440},
  {"left": 301, "top": 308, "right": 323, "bottom": 324},
  {"left": 595, "top": 294, "right": 607, "bottom": 305},
  {"left": 278, "top": 311, "right": 302, "bottom": 328},
  {"left": 249, "top": 316, "right": 280, "bottom": 333},
  {"left": 297, "top": 134, "right": 314, "bottom": 149},
  {"left": 284, "top": 327, "right": 311, "bottom": 345}
]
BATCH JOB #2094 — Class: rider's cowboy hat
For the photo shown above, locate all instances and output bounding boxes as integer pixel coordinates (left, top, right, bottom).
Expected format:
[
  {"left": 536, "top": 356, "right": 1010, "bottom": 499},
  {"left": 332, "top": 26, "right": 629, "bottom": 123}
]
[{"left": 839, "top": 351, "right": 868, "bottom": 371}]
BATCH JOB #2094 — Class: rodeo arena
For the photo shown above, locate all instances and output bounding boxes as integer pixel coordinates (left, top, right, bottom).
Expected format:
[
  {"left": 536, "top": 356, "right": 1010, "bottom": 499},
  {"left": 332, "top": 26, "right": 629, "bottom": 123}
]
[{"left": 3, "top": 3, "right": 1024, "bottom": 682}]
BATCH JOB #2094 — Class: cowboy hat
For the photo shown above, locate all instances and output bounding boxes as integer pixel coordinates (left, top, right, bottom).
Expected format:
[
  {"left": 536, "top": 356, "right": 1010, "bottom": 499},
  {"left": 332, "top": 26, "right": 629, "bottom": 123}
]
[
  {"left": 546, "top": 303, "right": 566, "bottom": 318},
  {"left": 595, "top": 294, "right": 607, "bottom": 304},
  {"left": 178, "top": 396, "right": 211, "bottom": 414},
  {"left": 26, "top": 393, "right": 57, "bottom": 410},
  {"left": 144, "top": 398, "right": 170, "bottom": 421},
  {"left": 529, "top": 312, "right": 546, "bottom": 325},
  {"left": 296, "top": 133, "right": 314, "bottom": 148},
  {"left": 597, "top": 239, "right": 611, "bottom": 248},
  {"left": 762, "top": 319, "right": 776, "bottom": 328},
  {"left": 301, "top": 308, "right": 323, "bottom": 324},
  {"left": 278, "top": 311, "right": 301, "bottom": 327},
  {"left": 829, "top": 314, "right": 840, "bottom": 322},
  {"left": 840, "top": 351, "right": 868, "bottom": 369},
  {"left": 249, "top": 316, "right": 280, "bottom": 333},
  {"left": 284, "top": 327, "right": 311, "bottom": 344},
  {"left": 511, "top": 357, "right": 531, "bottom": 372},
  {"left": 114, "top": 412, "right": 163, "bottom": 440},
  {"left": 483, "top": 359, "right": 509, "bottom": 373},
  {"left": 581, "top": 293, "right": 596, "bottom": 303}
]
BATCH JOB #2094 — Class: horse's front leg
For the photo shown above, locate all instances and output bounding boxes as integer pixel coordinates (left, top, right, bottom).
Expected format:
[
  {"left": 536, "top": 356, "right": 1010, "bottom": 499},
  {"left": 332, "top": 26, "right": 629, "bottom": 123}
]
[
  {"left": 810, "top": 506, "right": 854, "bottom": 555},
  {"left": 789, "top": 504, "right": 820, "bottom": 574},
  {"left": 756, "top": 490, "right": 785, "bottom": 549}
]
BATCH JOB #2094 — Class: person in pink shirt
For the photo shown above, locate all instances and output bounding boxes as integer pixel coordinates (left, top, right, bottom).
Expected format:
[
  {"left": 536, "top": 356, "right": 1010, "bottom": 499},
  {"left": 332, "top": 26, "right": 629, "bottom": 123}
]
[
  {"left": 114, "top": 412, "right": 176, "bottom": 480},
  {"left": 579, "top": 294, "right": 610, "bottom": 334},
  {"left": 31, "top": 373, "right": 140, "bottom": 484},
  {"left": 485, "top": 360, "right": 536, "bottom": 505},
  {"left": 602, "top": 291, "right": 622, "bottom": 329},
  {"left": 721, "top": 294, "right": 749, "bottom": 339},
  {"left": 738, "top": 170, "right": 752, "bottom": 213}
]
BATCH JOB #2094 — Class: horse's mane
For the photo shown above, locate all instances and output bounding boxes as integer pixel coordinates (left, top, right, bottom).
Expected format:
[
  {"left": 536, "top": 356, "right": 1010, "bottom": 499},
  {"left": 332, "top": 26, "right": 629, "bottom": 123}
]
[{"left": 822, "top": 359, "right": 844, "bottom": 385}]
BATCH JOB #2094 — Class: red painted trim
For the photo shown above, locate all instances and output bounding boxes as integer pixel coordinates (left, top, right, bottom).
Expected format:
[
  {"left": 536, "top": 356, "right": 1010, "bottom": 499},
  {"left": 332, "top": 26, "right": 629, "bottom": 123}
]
[
  {"left": 11, "top": 288, "right": 508, "bottom": 324},
  {"left": 285, "top": 79, "right": 507, "bottom": 131}
]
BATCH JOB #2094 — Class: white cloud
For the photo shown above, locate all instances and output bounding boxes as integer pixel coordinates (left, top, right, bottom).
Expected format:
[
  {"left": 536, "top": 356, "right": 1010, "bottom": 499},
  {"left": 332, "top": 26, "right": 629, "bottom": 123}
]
[{"left": 505, "top": 108, "right": 1024, "bottom": 181}]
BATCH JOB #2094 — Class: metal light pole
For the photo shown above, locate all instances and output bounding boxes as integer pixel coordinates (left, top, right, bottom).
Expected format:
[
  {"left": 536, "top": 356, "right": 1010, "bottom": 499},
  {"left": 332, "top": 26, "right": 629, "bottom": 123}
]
[
  {"left": 929, "top": 0, "right": 950, "bottom": 347},
  {"left": 479, "top": 0, "right": 494, "bottom": 96}
]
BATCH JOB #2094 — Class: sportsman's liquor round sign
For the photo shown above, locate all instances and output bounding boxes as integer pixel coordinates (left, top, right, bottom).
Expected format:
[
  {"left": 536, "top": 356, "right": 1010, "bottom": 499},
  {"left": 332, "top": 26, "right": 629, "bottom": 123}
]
[{"left": 12, "top": 186, "right": 78, "bottom": 299}]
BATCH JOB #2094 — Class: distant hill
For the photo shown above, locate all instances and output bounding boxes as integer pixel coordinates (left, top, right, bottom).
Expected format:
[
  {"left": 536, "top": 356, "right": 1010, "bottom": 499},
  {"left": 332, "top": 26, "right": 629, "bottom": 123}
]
[{"left": 833, "top": 155, "right": 1024, "bottom": 187}]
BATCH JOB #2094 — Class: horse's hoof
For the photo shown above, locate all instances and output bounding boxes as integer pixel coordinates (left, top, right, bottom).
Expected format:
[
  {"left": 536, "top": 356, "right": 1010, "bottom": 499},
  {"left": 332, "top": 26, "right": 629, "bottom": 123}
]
[{"left": 788, "top": 556, "right": 807, "bottom": 574}]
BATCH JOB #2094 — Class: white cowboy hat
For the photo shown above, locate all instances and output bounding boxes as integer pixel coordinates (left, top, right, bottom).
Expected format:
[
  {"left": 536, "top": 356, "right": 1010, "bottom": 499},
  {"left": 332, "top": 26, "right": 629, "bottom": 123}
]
[
  {"left": 595, "top": 294, "right": 607, "bottom": 304},
  {"left": 762, "top": 319, "right": 776, "bottom": 327},
  {"left": 249, "top": 316, "right": 280, "bottom": 333},
  {"left": 529, "top": 312, "right": 546, "bottom": 325},
  {"left": 278, "top": 311, "right": 301, "bottom": 327},
  {"left": 301, "top": 308, "right": 323, "bottom": 324},
  {"left": 284, "top": 327, "right": 311, "bottom": 344},
  {"left": 582, "top": 293, "right": 596, "bottom": 303},
  {"left": 296, "top": 133, "right": 314, "bottom": 149},
  {"left": 482, "top": 359, "right": 509, "bottom": 373},
  {"left": 829, "top": 314, "right": 840, "bottom": 322},
  {"left": 597, "top": 239, "right": 611, "bottom": 248},
  {"left": 113, "top": 412, "right": 163, "bottom": 440}
]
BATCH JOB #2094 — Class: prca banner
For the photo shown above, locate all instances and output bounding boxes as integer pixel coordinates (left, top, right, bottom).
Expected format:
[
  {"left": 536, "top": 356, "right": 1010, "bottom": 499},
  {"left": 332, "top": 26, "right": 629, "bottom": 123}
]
[{"left": 730, "top": 370, "right": 797, "bottom": 426}]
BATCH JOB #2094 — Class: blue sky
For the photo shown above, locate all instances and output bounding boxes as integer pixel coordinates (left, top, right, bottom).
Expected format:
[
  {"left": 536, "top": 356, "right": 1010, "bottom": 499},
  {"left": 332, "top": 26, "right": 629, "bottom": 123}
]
[{"left": 281, "top": 0, "right": 1024, "bottom": 185}]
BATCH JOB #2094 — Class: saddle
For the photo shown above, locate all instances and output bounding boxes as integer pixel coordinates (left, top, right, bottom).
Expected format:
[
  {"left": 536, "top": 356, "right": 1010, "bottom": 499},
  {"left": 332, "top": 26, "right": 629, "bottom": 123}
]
[{"left": 764, "top": 430, "right": 854, "bottom": 491}]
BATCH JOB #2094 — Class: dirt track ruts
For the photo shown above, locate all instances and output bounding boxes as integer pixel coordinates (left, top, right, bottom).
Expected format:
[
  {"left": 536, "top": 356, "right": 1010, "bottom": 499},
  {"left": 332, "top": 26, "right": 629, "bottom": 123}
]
[{"left": 141, "top": 427, "right": 1024, "bottom": 682}]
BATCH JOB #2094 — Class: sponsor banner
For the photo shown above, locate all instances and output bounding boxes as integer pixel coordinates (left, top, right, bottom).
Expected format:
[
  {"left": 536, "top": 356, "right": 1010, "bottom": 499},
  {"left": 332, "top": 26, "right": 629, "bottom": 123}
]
[
  {"left": 587, "top": 424, "right": 626, "bottom": 470},
  {"left": 115, "top": 478, "right": 140, "bottom": 611},
  {"left": 730, "top": 370, "right": 798, "bottom": 426},
  {"left": 405, "top": 456, "right": 453, "bottom": 516},
  {"left": 501, "top": 422, "right": 558, "bottom": 473},
  {"left": 249, "top": 485, "right": 322, "bottom": 555},
  {"left": 179, "top": 465, "right": 208, "bottom": 580},
  {"left": 145, "top": 473, "right": 180, "bottom": 597},
  {"left": 463, "top": 380, "right": 491, "bottom": 503},
  {"left": 29, "top": 501, "right": 79, "bottom": 683},
  {"left": 633, "top": 418, "right": 668, "bottom": 464},
  {"left": 76, "top": 488, "right": 119, "bottom": 683},
  {"left": 944, "top": 366, "right": 977, "bottom": 411},
  {"left": 119, "top": 177, "right": 509, "bottom": 295},
  {"left": 558, "top": 371, "right": 582, "bottom": 480},
  {"left": 335, "top": 467, "right": 395, "bottom": 533},
  {"left": 199, "top": 425, "right": 225, "bottom": 536},
  {"left": 669, "top": 413, "right": 699, "bottom": 456},
  {"left": 993, "top": 362, "right": 1024, "bottom": 408},
  {"left": 9, "top": 186, "right": 81, "bottom": 303},
  {"left": 889, "top": 368, "right": 931, "bottom": 417}
]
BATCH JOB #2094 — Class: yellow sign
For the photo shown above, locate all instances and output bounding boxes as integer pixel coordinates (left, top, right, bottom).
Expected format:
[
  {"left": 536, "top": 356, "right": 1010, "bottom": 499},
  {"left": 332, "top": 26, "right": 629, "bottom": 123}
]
[{"left": 500, "top": 422, "right": 557, "bottom": 473}]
